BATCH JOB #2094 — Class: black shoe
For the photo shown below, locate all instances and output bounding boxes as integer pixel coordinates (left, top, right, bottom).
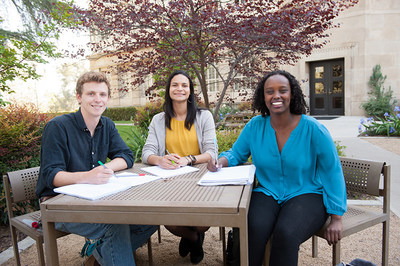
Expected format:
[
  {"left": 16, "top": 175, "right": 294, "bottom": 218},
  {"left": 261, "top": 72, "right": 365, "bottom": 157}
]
[
  {"left": 179, "top": 237, "right": 191, "bottom": 257},
  {"left": 190, "top": 232, "right": 205, "bottom": 264},
  {"left": 226, "top": 229, "right": 240, "bottom": 266}
]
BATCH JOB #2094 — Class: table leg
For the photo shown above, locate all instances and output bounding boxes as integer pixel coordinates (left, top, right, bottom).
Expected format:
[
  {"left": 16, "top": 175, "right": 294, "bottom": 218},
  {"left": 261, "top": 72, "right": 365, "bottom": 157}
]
[
  {"left": 239, "top": 225, "right": 248, "bottom": 266},
  {"left": 42, "top": 219, "right": 59, "bottom": 265}
]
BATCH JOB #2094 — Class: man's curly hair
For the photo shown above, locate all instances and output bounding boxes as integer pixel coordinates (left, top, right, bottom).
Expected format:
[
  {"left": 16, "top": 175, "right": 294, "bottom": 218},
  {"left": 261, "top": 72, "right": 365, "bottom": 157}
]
[{"left": 252, "top": 70, "right": 309, "bottom": 116}]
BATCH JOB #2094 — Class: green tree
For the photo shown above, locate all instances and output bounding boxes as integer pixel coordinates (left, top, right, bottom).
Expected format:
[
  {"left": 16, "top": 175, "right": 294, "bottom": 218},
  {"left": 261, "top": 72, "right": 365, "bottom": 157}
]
[
  {"left": 49, "top": 61, "right": 87, "bottom": 112},
  {"left": 361, "top": 65, "right": 397, "bottom": 118},
  {"left": 0, "top": 0, "right": 81, "bottom": 105},
  {"left": 81, "top": 0, "right": 358, "bottom": 120}
]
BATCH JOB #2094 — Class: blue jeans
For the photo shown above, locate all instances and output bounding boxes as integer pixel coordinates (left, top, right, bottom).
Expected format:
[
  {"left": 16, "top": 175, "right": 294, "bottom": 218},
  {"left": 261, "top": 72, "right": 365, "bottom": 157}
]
[{"left": 55, "top": 222, "right": 157, "bottom": 265}]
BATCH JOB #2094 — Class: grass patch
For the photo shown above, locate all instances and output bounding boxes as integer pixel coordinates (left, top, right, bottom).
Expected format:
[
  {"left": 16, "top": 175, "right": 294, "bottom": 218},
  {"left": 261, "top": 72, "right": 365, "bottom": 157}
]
[
  {"left": 113, "top": 121, "right": 133, "bottom": 124},
  {"left": 115, "top": 124, "right": 132, "bottom": 143}
]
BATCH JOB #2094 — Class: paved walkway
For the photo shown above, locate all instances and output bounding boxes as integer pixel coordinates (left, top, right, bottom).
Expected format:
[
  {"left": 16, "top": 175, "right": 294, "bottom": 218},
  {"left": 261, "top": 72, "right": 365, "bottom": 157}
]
[{"left": 318, "top": 116, "right": 400, "bottom": 217}]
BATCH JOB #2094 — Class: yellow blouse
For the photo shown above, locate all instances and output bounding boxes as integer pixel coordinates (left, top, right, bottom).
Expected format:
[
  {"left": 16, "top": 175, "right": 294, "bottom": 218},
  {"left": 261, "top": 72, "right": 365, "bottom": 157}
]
[{"left": 165, "top": 118, "right": 200, "bottom": 156}]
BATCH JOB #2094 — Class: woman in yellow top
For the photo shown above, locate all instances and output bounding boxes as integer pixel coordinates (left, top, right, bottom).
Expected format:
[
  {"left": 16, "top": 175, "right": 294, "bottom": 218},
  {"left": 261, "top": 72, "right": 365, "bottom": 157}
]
[{"left": 142, "top": 70, "right": 217, "bottom": 264}]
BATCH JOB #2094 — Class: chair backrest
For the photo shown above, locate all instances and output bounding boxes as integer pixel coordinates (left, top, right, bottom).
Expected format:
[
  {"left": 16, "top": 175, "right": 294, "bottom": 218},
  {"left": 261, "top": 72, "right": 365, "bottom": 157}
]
[
  {"left": 5, "top": 167, "right": 40, "bottom": 203},
  {"left": 340, "top": 157, "right": 385, "bottom": 197}
]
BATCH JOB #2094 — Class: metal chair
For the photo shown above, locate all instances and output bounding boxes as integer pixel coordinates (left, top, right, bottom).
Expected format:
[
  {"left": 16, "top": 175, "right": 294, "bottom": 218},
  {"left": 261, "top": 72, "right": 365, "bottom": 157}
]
[
  {"left": 264, "top": 157, "right": 390, "bottom": 266},
  {"left": 312, "top": 157, "right": 390, "bottom": 266},
  {"left": 4, "top": 166, "right": 158, "bottom": 265},
  {"left": 3, "top": 167, "right": 69, "bottom": 266}
]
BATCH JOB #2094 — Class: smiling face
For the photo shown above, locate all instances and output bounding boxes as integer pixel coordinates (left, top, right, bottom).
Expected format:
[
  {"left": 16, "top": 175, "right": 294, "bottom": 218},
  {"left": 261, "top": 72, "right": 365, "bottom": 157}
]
[
  {"left": 76, "top": 81, "right": 110, "bottom": 119},
  {"left": 264, "top": 74, "right": 292, "bottom": 115},
  {"left": 169, "top": 74, "right": 190, "bottom": 103}
]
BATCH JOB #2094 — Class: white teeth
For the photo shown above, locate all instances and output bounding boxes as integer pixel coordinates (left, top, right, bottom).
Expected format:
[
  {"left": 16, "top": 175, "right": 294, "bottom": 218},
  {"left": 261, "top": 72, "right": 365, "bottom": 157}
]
[{"left": 272, "top": 102, "right": 282, "bottom": 105}]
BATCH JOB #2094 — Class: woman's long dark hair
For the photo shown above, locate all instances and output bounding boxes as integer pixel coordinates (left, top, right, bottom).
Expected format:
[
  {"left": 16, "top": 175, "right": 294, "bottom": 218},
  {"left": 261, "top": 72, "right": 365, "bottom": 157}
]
[
  {"left": 163, "top": 70, "right": 199, "bottom": 130},
  {"left": 252, "top": 70, "right": 309, "bottom": 116}
]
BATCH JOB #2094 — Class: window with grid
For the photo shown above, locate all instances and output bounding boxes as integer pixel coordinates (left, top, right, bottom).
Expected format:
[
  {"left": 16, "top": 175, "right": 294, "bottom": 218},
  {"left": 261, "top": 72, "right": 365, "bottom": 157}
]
[
  {"left": 117, "top": 71, "right": 132, "bottom": 98},
  {"left": 139, "top": 75, "right": 153, "bottom": 97},
  {"left": 207, "top": 67, "right": 218, "bottom": 92},
  {"left": 233, "top": 71, "right": 252, "bottom": 91}
]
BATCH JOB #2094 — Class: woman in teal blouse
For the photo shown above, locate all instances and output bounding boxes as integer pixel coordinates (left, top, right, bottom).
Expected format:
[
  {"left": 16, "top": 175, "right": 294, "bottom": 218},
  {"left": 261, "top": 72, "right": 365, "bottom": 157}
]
[{"left": 209, "top": 70, "right": 347, "bottom": 266}]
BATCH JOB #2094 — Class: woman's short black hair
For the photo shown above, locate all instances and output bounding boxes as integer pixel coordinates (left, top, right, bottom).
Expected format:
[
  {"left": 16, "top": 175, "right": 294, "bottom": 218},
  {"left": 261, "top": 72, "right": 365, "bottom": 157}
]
[
  {"left": 163, "top": 70, "right": 199, "bottom": 130},
  {"left": 252, "top": 70, "right": 308, "bottom": 116}
]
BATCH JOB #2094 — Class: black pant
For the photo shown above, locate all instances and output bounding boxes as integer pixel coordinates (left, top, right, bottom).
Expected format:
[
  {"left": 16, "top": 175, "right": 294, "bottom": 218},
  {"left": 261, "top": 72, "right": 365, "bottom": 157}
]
[{"left": 248, "top": 192, "right": 328, "bottom": 266}]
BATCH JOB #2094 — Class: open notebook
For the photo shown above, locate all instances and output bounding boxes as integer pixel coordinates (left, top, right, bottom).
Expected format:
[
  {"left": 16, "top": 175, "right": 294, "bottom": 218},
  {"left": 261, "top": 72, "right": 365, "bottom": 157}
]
[
  {"left": 54, "top": 172, "right": 160, "bottom": 200},
  {"left": 140, "top": 165, "right": 199, "bottom": 178},
  {"left": 198, "top": 164, "right": 256, "bottom": 186}
]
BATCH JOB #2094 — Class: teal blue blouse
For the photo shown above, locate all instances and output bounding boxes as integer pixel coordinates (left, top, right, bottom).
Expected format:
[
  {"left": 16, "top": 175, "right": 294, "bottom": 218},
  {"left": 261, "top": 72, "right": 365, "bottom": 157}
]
[{"left": 220, "top": 114, "right": 347, "bottom": 216}]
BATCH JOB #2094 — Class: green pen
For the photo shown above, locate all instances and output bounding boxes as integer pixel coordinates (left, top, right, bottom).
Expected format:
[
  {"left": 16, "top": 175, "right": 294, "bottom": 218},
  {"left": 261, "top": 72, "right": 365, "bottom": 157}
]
[
  {"left": 98, "top": 161, "right": 117, "bottom": 177},
  {"left": 165, "top": 150, "right": 176, "bottom": 165}
]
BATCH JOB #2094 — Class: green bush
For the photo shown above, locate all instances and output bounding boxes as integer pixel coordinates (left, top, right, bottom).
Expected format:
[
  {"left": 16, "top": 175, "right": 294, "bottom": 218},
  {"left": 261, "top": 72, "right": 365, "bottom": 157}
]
[
  {"left": 237, "top": 101, "right": 252, "bottom": 112},
  {"left": 132, "top": 100, "right": 164, "bottom": 129},
  {"left": 335, "top": 141, "right": 346, "bottom": 157},
  {"left": 0, "top": 104, "right": 53, "bottom": 224},
  {"left": 361, "top": 65, "right": 397, "bottom": 118},
  {"left": 103, "top": 106, "right": 137, "bottom": 121},
  {"left": 216, "top": 128, "right": 242, "bottom": 153},
  {"left": 216, "top": 128, "right": 346, "bottom": 159},
  {"left": 126, "top": 125, "right": 148, "bottom": 162},
  {"left": 125, "top": 100, "right": 164, "bottom": 161},
  {"left": 218, "top": 104, "right": 239, "bottom": 122},
  {"left": 359, "top": 106, "right": 400, "bottom": 136}
]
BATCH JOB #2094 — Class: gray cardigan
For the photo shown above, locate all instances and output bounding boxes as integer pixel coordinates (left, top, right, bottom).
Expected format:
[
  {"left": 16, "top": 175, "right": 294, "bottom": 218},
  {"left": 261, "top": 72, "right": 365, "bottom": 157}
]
[{"left": 141, "top": 110, "right": 217, "bottom": 164}]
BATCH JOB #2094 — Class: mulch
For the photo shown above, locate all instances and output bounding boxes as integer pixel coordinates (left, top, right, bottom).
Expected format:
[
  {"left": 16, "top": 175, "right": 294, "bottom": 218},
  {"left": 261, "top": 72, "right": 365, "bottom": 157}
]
[{"left": 0, "top": 224, "right": 26, "bottom": 253}]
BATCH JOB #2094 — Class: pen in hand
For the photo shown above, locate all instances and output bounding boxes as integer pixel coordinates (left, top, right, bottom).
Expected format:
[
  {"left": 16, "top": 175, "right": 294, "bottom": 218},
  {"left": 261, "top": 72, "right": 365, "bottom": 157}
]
[
  {"left": 214, "top": 138, "right": 221, "bottom": 171},
  {"left": 165, "top": 150, "right": 176, "bottom": 165},
  {"left": 98, "top": 161, "right": 117, "bottom": 178}
]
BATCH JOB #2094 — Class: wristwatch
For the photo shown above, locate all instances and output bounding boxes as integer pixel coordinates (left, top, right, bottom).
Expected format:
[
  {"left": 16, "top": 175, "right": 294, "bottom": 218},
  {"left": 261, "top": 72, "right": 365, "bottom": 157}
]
[{"left": 189, "top": 155, "right": 197, "bottom": 164}]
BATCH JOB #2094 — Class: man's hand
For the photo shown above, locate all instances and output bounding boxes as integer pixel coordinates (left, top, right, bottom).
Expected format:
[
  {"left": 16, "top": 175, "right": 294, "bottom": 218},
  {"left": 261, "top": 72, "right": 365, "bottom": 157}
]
[
  {"left": 85, "top": 166, "right": 114, "bottom": 184},
  {"left": 53, "top": 166, "right": 114, "bottom": 187}
]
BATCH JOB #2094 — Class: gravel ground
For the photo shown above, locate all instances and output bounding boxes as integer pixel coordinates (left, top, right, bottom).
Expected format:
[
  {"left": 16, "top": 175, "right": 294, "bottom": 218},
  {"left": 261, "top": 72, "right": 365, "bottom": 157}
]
[{"left": 2, "top": 217, "right": 400, "bottom": 266}]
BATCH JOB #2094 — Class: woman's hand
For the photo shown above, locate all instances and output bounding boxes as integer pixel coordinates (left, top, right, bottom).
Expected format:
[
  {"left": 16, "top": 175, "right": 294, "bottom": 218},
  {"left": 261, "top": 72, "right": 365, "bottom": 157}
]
[
  {"left": 175, "top": 156, "right": 191, "bottom": 167},
  {"left": 158, "top": 154, "right": 181, "bottom": 169},
  {"left": 207, "top": 159, "right": 222, "bottom": 172},
  {"left": 324, "top": 214, "right": 343, "bottom": 245},
  {"left": 207, "top": 156, "right": 228, "bottom": 172}
]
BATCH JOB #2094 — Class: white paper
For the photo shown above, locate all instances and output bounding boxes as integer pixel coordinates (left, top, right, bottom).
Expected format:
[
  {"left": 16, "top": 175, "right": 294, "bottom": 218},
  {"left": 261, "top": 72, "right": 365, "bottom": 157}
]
[
  {"left": 198, "top": 165, "right": 256, "bottom": 186},
  {"left": 54, "top": 183, "right": 131, "bottom": 200},
  {"left": 110, "top": 172, "right": 161, "bottom": 186},
  {"left": 54, "top": 173, "right": 161, "bottom": 200},
  {"left": 140, "top": 165, "right": 199, "bottom": 178}
]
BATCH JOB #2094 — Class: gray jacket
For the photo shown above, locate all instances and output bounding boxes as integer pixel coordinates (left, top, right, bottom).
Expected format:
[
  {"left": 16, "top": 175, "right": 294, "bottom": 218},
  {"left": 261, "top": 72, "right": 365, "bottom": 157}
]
[{"left": 141, "top": 110, "right": 217, "bottom": 164}]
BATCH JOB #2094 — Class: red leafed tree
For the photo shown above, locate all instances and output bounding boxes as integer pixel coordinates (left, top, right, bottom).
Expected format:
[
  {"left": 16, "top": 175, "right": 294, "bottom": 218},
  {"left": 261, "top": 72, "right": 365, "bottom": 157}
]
[{"left": 80, "top": 0, "right": 358, "bottom": 119}]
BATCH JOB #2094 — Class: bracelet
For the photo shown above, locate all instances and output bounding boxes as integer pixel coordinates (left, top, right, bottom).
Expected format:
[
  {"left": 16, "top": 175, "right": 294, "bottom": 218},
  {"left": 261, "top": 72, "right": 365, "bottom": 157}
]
[
  {"left": 185, "top": 156, "right": 191, "bottom": 166},
  {"left": 189, "top": 155, "right": 197, "bottom": 164}
]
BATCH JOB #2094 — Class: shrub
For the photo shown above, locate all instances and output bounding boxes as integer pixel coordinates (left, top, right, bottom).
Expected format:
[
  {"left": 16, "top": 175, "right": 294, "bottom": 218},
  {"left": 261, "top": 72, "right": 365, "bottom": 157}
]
[
  {"left": 0, "top": 104, "right": 53, "bottom": 224},
  {"left": 335, "top": 141, "right": 346, "bottom": 157},
  {"left": 102, "top": 106, "right": 137, "bottom": 121},
  {"left": 237, "top": 101, "right": 252, "bottom": 112},
  {"left": 126, "top": 125, "right": 148, "bottom": 162},
  {"left": 361, "top": 65, "right": 397, "bottom": 118},
  {"left": 126, "top": 100, "right": 164, "bottom": 161},
  {"left": 359, "top": 106, "right": 400, "bottom": 136},
  {"left": 132, "top": 100, "right": 164, "bottom": 129},
  {"left": 216, "top": 128, "right": 242, "bottom": 154},
  {"left": 216, "top": 128, "right": 346, "bottom": 159},
  {"left": 215, "top": 104, "right": 239, "bottom": 123}
]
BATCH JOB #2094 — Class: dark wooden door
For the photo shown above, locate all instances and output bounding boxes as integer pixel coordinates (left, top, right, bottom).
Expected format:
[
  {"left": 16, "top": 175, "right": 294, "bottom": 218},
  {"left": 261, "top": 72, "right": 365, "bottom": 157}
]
[{"left": 310, "top": 59, "right": 345, "bottom": 115}]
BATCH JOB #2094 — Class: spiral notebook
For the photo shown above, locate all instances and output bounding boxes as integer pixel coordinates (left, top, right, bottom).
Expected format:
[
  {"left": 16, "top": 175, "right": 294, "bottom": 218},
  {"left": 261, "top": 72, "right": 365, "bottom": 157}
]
[
  {"left": 198, "top": 164, "right": 255, "bottom": 186},
  {"left": 54, "top": 173, "right": 160, "bottom": 200}
]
